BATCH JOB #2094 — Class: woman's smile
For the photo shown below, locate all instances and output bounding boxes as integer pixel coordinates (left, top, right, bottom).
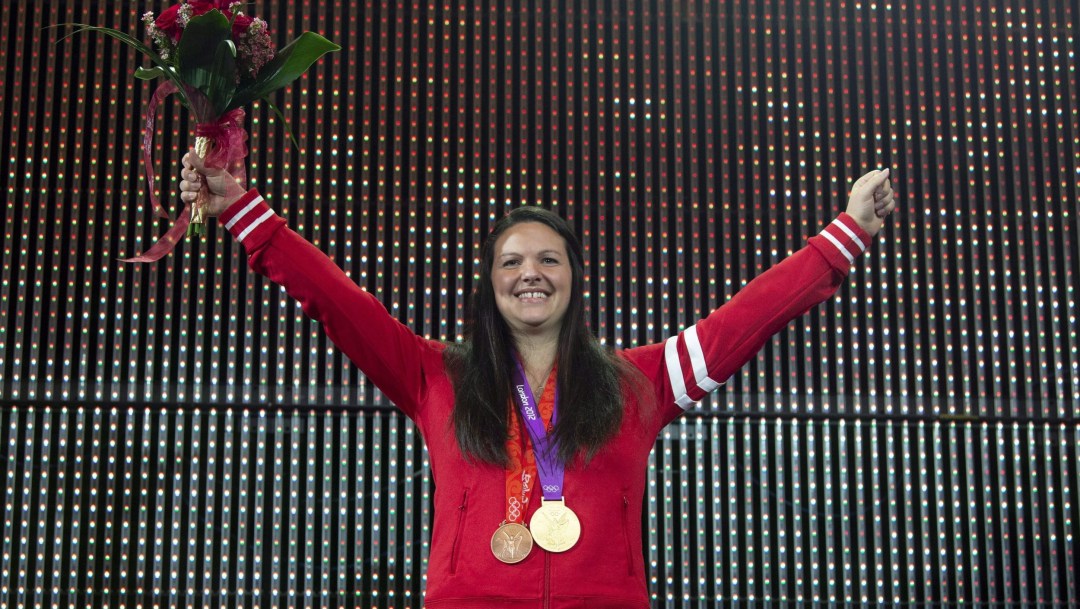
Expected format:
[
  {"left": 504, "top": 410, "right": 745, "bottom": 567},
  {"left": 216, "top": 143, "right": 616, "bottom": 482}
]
[{"left": 491, "top": 222, "right": 573, "bottom": 338}]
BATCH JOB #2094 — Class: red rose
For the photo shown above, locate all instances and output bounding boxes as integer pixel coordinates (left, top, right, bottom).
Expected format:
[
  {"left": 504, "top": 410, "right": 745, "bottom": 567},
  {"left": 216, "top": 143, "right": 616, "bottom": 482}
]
[
  {"left": 154, "top": 4, "right": 182, "bottom": 41},
  {"left": 185, "top": 1, "right": 217, "bottom": 17},
  {"left": 231, "top": 13, "right": 254, "bottom": 37},
  {"left": 209, "top": 0, "right": 238, "bottom": 21}
]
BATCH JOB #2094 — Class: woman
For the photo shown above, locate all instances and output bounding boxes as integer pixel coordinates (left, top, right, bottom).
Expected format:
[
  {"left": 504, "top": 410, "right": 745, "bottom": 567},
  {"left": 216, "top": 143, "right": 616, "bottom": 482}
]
[{"left": 180, "top": 152, "right": 896, "bottom": 608}]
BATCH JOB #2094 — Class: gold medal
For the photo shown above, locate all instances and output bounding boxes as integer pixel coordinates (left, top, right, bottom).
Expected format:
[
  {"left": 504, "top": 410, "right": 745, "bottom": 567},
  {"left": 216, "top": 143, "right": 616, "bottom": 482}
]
[
  {"left": 490, "top": 522, "right": 534, "bottom": 564},
  {"left": 529, "top": 498, "right": 581, "bottom": 552}
]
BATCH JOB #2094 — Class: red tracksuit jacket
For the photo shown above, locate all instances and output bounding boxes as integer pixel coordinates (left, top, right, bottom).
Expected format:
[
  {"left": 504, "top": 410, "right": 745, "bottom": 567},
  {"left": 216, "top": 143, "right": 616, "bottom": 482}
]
[{"left": 221, "top": 190, "right": 870, "bottom": 608}]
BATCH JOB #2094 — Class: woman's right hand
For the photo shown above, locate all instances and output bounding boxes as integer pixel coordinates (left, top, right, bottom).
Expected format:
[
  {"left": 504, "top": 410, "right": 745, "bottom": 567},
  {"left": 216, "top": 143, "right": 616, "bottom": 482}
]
[
  {"left": 844, "top": 168, "right": 897, "bottom": 238},
  {"left": 179, "top": 150, "right": 249, "bottom": 217}
]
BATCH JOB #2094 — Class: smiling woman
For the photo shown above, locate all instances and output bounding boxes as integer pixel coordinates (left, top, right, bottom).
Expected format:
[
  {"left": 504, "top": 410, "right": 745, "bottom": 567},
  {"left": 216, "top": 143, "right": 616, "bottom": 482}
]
[
  {"left": 444, "top": 206, "right": 629, "bottom": 470},
  {"left": 492, "top": 222, "right": 573, "bottom": 341},
  {"left": 5, "top": 1, "right": 1077, "bottom": 605},
  {"left": 178, "top": 146, "right": 894, "bottom": 607}
]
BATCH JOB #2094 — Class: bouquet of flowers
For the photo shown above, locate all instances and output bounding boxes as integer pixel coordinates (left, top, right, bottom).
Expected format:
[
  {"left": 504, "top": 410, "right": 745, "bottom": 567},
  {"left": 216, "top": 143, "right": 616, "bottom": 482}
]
[{"left": 64, "top": 1, "right": 339, "bottom": 261}]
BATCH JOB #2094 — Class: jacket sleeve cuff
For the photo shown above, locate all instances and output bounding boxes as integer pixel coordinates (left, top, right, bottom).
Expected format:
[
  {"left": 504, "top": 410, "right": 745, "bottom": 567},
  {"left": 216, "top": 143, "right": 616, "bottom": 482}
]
[
  {"left": 219, "top": 189, "right": 284, "bottom": 252},
  {"left": 813, "top": 212, "right": 872, "bottom": 270}
]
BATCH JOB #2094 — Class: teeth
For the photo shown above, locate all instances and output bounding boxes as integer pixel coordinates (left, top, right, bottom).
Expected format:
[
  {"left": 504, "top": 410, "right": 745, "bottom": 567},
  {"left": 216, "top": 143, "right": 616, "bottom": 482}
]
[{"left": 518, "top": 292, "right": 547, "bottom": 299}]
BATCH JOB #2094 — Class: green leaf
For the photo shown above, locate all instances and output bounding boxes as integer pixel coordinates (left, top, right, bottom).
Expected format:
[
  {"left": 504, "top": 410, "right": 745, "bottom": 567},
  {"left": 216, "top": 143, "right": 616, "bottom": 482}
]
[
  {"left": 175, "top": 10, "right": 235, "bottom": 120},
  {"left": 263, "top": 98, "right": 301, "bottom": 149},
  {"left": 230, "top": 32, "right": 340, "bottom": 109},
  {"left": 206, "top": 39, "right": 238, "bottom": 115},
  {"left": 52, "top": 23, "right": 193, "bottom": 110},
  {"left": 134, "top": 66, "right": 166, "bottom": 80}
]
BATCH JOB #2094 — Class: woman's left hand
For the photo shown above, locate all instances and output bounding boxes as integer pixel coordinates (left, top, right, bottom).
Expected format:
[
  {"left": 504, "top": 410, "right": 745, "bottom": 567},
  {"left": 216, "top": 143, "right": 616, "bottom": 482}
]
[{"left": 846, "top": 168, "right": 898, "bottom": 237}]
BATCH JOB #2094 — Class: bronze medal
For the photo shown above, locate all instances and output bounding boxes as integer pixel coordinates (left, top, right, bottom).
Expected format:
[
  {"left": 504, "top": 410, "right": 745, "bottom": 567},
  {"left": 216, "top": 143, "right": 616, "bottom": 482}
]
[
  {"left": 490, "top": 522, "right": 534, "bottom": 564},
  {"left": 529, "top": 498, "right": 581, "bottom": 552}
]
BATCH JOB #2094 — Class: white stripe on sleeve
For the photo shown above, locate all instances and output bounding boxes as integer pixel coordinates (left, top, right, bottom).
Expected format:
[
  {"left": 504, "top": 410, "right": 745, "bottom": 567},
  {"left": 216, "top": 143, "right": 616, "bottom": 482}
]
[
  {"left": 664, "top": 335, "right": 696, "bottom": 410},
  {"left": 822, "top": 230, "right": 855, "bottom": 264},
  {"left": 224, "top": 195, "right": 264, "bottom": 230},
  {"left": 831, "top": 218, "right": 866, "bottom": 252},
  {"left": 236, "top": 209, "right": 275, "bottom": 243},
  {"left": 684, "top": 325, "right": 721, "bottom": 394}
]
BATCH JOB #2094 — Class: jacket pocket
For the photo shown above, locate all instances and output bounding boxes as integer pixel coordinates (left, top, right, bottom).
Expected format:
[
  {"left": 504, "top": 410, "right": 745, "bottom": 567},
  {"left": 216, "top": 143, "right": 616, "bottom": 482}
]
[
  {"left": 450, "top": 488, "right": 469, "bottom": 575},
  {"left": 622, "top": 495, "right": 634, "bottom": 576}
]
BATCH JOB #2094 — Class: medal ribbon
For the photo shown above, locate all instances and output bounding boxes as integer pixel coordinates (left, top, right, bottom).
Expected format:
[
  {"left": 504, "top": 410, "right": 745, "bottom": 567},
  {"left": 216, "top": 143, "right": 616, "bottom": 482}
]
[
  {"left": 503, "top": 364, "right": 556, "bottom": 523},
  {"left": 510, "top": 357, "right": 564, "bottom": 501}
]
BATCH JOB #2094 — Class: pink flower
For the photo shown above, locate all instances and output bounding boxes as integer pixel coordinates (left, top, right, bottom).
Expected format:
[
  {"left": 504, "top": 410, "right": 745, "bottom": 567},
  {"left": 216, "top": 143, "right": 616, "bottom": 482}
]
[{"left": 235, "top": 17, "right": 275, "bottom": 78}]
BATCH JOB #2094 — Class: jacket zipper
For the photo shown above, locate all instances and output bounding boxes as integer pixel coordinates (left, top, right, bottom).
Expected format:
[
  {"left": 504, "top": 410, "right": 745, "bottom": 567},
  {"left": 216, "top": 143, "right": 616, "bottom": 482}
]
[
  {"left": 622, "top": 495, "right": 634, "bottom": 576},
  {"left": 450, "top": 488, "right": 468, "bottom": 574},
  {"left": 543, "top": 550, "right": 551, "bottom": 609}
]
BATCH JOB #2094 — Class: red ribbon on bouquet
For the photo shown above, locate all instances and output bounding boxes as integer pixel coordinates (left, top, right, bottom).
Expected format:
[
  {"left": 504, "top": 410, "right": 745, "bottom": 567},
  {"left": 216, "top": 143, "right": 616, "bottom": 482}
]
[{"left": 123, "top": 81, "right": 248, "bottom": 263}]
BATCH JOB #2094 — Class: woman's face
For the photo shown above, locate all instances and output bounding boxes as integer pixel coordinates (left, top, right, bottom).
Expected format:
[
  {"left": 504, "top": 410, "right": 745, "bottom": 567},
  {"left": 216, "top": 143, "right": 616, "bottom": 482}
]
[{"left": 491, "top": 221, "right": 573, "bottom": 341}]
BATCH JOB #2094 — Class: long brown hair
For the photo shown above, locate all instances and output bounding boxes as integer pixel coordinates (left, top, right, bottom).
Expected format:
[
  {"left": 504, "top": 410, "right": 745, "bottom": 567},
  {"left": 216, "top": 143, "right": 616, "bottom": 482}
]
[{"left": 444, "top": 207, "right": 627, "bottom": 466}]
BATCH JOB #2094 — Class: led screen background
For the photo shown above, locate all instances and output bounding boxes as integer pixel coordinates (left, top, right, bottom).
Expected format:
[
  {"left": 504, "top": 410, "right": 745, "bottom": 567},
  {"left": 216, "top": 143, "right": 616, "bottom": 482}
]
[{"left": 0, "top": 0, "right": 1077, "bottom": 606}]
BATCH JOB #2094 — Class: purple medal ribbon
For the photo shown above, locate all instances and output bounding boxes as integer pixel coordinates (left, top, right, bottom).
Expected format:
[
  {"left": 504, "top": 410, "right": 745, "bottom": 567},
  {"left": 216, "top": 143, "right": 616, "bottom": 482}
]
[{"left": 510, "top": 357, "right": 564, "bottom": 500}]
